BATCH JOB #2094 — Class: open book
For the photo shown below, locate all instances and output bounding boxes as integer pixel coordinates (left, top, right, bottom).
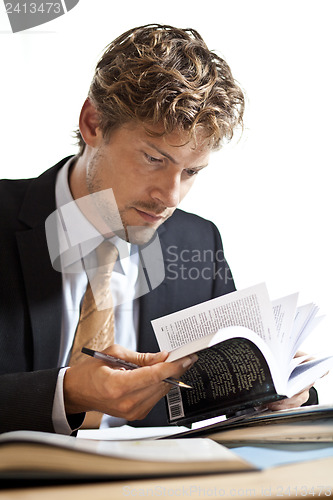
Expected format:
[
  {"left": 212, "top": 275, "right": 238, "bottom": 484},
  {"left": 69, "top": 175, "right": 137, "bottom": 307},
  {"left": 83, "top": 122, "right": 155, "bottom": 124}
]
[
  {"left": 0, "top": 431, "right": 255, "bottom": 482},
  {"left": 151, "top": 283, "right": 333, "bottom": 425}
]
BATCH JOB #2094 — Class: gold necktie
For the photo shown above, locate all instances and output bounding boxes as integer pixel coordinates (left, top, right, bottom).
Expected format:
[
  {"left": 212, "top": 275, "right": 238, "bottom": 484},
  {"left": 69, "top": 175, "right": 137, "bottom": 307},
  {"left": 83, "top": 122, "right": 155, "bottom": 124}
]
[{"left": 69, "top": 240, "right": 118, "bottom": 427}]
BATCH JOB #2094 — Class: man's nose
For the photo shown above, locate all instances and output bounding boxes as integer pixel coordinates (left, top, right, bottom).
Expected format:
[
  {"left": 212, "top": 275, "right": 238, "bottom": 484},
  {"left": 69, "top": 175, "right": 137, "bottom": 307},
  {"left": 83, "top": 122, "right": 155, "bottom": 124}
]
[{"left": 150, "top": 172, "right": 181, "bottom": 208}]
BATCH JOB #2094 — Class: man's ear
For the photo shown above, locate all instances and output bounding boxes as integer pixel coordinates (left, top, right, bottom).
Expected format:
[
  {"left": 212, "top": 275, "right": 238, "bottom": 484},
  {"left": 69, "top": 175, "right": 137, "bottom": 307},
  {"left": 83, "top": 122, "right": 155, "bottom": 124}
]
[{"left": 78, "top": 98, "right": 102, "bottom": 147}]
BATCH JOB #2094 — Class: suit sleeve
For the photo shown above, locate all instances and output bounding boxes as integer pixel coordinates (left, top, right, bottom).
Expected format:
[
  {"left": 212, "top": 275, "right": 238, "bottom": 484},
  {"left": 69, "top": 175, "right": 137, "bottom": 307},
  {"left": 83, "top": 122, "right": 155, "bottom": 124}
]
[
  {"left": 0, "top": 369, "right": 60, "bottom": 433},
  {"left": 0, "top": 369, "right": 85, "bottom": 434}
]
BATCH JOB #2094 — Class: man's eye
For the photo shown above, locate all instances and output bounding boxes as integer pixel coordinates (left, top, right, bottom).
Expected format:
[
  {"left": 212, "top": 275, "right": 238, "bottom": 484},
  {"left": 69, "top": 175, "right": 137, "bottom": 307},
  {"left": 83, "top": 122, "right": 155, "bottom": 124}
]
[
  {"left": 185, "top": 169, "right": 199, "bottom": 177},
  {"left": 145, "top": 153, "right": 162, "bottom": 163}
]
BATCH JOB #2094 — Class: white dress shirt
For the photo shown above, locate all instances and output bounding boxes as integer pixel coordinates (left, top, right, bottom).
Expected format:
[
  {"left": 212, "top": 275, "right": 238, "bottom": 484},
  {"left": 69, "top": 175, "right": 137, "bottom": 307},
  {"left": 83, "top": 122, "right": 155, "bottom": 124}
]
[{"left": 52, "top": 158, "right": 140, "bottom": 433}]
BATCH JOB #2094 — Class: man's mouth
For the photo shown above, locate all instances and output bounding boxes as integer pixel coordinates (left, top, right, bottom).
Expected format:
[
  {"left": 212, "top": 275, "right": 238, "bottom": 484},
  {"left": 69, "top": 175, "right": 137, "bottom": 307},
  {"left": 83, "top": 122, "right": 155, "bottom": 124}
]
[{"left": 134, "top": 208, "right": 165, "bottom": 223}]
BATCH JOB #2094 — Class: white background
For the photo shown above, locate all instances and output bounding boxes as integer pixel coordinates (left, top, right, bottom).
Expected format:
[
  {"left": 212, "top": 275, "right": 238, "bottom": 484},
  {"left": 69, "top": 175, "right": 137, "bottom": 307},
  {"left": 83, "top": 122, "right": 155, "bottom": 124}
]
[{"left": 0, "top": 0, "right": 332, "bottom": 403}]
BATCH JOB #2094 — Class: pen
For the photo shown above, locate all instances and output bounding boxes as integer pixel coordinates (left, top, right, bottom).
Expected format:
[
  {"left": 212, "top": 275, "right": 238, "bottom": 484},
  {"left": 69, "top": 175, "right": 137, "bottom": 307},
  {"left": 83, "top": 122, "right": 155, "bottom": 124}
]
[{"left": 81, "top": 347, "right": 193, "bottom": 389}]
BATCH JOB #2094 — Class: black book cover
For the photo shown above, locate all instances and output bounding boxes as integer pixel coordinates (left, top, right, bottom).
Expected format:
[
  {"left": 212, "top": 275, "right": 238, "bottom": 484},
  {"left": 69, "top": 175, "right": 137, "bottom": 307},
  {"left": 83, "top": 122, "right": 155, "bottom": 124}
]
[{"left": 166, "top": 337, "right": 284, "bottom": 425}]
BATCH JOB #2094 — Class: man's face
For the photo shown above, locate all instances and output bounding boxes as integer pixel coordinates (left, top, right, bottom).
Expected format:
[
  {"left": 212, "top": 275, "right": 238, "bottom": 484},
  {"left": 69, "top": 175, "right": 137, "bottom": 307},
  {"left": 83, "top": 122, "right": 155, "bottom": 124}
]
[{"left": 76, "top": 121, "right": 211, "bottom": 242}]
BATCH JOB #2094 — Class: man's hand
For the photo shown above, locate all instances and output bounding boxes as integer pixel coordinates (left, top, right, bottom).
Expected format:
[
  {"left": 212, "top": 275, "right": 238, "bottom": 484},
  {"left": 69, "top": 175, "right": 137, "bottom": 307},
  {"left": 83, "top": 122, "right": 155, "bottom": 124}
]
[
  {"left": 266, "top": 384, "right": 313, "bottom": 411},
  {"left": 266, "top": 351, "right": 315, "bottom": 411},
  {"left": 63, "top": 344, "right": 196, "bottom": 421}
]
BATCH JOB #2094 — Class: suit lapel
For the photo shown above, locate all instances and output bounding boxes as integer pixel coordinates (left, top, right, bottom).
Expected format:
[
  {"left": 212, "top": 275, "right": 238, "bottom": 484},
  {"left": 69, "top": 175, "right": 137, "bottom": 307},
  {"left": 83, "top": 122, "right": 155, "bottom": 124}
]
[
  {"left": 137, "top": 226, "right": 176, "bottom": 353},
  {"left": 16, "top": 158, "right": 72, "bottom": 370},
  {"left": 16, "top": 227, "right": 62, "bottom": 369}
]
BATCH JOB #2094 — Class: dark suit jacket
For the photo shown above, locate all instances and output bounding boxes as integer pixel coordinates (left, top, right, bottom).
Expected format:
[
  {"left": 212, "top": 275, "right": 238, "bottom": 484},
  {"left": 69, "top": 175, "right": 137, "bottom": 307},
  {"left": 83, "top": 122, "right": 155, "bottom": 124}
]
[{"left": 0, "top": 158, "right": 236, "bottom": 433}]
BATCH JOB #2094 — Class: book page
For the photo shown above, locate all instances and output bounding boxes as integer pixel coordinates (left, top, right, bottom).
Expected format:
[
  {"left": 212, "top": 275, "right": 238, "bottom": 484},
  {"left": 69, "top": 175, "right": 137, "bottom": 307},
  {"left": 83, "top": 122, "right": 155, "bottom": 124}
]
[
  {"left": 271, "top": 293, "right": 298, "bottom": 364},
  {"left": 271, "top": 297, "right": 323, "bottom": 363},
  {"left": 286, "top": 356, "right": 333, "bottom": 397},
  {"left": 290, "top": 304, "right": 322, "bottom": 357},
  {"left": 78, "top": 425, "right": 189, "bottom": 440},
  {"left": 96, "top": 437, "right": 236, "bottom": 462},
  {"left": 152, "top": 283, "right": 278, "bottom": 352},
  {"left": 0, "top": 431, "right": 241, "bottom": 464}
]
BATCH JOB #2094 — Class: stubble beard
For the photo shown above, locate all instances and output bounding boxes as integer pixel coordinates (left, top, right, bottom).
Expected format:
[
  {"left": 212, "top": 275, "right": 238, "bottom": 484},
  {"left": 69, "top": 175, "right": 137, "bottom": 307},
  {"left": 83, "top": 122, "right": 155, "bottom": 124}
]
[{"left": 86, "top": 151, "right": 171, "bottom": 245}]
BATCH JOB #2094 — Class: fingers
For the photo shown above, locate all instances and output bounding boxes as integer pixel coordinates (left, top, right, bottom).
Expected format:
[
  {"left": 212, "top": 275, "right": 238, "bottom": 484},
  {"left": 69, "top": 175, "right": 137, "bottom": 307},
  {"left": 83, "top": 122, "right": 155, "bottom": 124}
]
[
  {"left": 107, "top": 353, "right": 197, "bottom": 391},
  {"left": 81, "top": 365, "right": 176, "bottom": 421},
  {"left": 99, "top": 355, "right": 196, "bottom": 420},
  {"left": 136, "top": 350, "right": 169, "bottom": 366},
  {"left": 266, "top": 385, "right": 314, "bottom": 411},
  {"left": 103, "top": 344, "right": 169, "bottom": 366},
  {"left": 102, "top": 344, "right": 197, "bottom": 380},
  {"left": 294, "top": 350, "right": 307, "bottom": 358},
  {"left": 104, "top": 378, "right": 172, "bottom": 421},
  {"left": 294, "top": 350, "right": 315, "bottom": 364},
  {"left": 64, "top": 345, "right": 198, "bottom": 421}
]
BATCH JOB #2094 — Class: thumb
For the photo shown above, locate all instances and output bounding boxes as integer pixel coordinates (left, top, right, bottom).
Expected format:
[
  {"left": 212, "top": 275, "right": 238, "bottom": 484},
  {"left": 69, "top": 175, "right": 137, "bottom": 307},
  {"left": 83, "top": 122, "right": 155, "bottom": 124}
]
[
  {"left": 135, "top": 350, "right": 169, "bottom": 367},
  {"left": 102, "top": 345, "right": 168, "bottom": 366}
]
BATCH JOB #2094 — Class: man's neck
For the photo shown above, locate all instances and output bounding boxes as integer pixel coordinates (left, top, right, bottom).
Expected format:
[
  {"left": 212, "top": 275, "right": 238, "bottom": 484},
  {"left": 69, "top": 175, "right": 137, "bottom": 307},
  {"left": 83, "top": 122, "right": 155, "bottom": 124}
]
[{"left": 68, "top": 153, "right": 116, "bottom": 239}]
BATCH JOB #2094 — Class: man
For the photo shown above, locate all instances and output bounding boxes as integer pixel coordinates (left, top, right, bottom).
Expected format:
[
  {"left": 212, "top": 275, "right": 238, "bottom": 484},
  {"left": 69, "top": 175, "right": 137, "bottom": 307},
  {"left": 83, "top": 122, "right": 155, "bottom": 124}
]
[{"left": 0, "top": 24, "right": 315, "bottom": 435}]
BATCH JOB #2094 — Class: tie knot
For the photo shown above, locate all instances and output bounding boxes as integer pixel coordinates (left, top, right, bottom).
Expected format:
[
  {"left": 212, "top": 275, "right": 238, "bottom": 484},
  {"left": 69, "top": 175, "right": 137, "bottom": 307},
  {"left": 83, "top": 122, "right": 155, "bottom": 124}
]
[{"left": 95, "top": 241, "right": 119, "bottom": 273}]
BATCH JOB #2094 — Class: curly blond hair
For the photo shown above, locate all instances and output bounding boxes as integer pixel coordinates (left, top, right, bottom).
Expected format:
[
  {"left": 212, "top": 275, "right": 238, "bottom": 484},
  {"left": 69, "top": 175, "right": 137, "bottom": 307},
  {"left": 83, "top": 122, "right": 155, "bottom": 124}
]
[{"left": 76, "top": 24, "right": 244, "bottom": 153}]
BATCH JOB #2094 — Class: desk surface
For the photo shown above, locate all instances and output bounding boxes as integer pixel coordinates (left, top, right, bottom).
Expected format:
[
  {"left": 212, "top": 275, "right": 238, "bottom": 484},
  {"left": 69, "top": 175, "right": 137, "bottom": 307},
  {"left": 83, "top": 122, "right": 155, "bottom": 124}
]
[{"left": 1, "top": 457, "right": 332, "bottom": 500}]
